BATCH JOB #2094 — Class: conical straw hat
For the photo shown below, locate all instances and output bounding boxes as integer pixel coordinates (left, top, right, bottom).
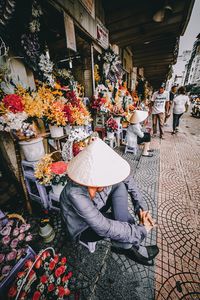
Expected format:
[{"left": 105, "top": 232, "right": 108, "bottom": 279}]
[
  {"left": 67, "top": 138, "right": 130, "bottom": 187},
  {"left": 129, "top": 110, "right": 148, "bottom": 124}
]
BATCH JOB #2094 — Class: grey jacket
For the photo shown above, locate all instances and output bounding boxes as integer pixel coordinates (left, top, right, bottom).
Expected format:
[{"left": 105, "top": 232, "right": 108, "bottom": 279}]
[{"left": 60, "top": 175, "right": 147, "bottom": 247}]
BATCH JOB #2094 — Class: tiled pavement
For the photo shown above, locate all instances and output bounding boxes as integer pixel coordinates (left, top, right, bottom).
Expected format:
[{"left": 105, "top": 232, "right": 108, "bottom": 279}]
[{"left": 2, "top": 114, "right": 200, "bottom": 299}]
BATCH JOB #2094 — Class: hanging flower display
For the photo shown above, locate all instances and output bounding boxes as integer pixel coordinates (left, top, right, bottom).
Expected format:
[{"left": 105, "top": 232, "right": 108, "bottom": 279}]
[{"left": 102, "top": 48, "right": 124, "bottom": 84}]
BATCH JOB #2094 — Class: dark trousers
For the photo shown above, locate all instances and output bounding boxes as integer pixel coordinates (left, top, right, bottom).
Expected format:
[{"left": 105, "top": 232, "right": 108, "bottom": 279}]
[
  {"left": 152, "top": 113, "right": 165, "bottom": 136},
  {"left": 173, "top": 113, "right": 183, "bottom": 131},
  {"left": 80, "top": 182, "right": 134, "bottom": 243}
]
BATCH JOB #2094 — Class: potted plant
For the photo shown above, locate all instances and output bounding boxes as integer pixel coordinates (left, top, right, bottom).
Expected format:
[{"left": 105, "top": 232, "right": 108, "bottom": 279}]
[
  {"left": 34, "top": 154, "right": 68, "bottom": 196},
  {"left": 106, "top": 117, "right": 118, "bottom": 139}
]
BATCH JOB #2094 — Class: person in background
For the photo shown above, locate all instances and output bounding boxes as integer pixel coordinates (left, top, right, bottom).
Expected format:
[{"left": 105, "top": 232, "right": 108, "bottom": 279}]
[
  {"left": 172, "top": 86, "right": 190, "bottom": 134},
  {"left": 126, "top": 110, "right": 153, "bottom": 157},
  {"left": 60, "top": 138, "right": 159, "bottom": 265},
  {"left": 151, "top": 83, "right": 170, "bottom": 139},
  {"left": 164, "top": 85, "right": 177, "bottom": 125}
]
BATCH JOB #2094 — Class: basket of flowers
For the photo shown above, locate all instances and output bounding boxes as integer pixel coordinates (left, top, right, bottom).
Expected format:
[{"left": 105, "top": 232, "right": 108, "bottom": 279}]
[
  {"left": 7, "top": 247, "right": 73, "bottom": 300},
  {"left": 34, "top": 154, "right": 68, "bottom": 196}
]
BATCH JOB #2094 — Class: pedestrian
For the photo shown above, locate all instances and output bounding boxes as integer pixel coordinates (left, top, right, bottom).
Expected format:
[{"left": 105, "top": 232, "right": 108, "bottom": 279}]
[
  {"left": 164, "top": 85, "right": 177, "bottom": 125},
  {"left": 151, "top": 83, "right": 170, "bottom": 139},
  {"left": 60, "top": 138, "right": 159, "bottom": 265},
  {"left": 172, "top": 86, "right": 190, "bottom": 134},
  {"left": 126, "top": 110, "right": 153, "bottom": 157}
]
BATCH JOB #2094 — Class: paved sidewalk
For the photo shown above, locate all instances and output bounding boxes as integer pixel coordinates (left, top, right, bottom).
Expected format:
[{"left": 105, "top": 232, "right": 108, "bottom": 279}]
[{"left": 153, "top": 114, "right": 200, "bottom": 299}]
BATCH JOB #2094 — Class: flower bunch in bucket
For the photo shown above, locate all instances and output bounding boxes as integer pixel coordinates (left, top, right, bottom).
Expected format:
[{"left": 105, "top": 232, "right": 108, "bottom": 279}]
[{"left": 7, "top": 249, "right": 73, "bottom": 300}]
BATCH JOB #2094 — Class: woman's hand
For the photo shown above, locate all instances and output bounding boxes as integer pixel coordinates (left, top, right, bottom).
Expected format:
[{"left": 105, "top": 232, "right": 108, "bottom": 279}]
[{"left": 138, "top": 210, "right": 157, "bottom": 233}]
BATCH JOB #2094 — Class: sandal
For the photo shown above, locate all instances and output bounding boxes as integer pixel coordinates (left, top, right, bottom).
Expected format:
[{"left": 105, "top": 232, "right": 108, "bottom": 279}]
[{"left": 142, "top": 154, "right": 153, "bottom": 157}]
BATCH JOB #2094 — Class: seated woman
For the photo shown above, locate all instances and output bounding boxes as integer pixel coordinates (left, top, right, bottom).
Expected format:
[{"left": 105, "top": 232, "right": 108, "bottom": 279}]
[
  {"left": 126, "top": 110, "right": 153, "bottom": 157},
  {"left": 60, "top": 137, "right": 158, "bottom": 265}
]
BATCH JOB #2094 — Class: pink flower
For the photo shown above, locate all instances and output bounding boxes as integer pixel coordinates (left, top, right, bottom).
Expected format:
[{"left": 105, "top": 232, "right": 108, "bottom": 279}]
[{"left": 50, "top": 161, "right": 68, "bottom": 175}]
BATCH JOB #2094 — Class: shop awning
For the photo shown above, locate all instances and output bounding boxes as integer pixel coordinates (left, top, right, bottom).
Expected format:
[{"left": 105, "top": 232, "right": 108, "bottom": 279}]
[{"left": 102, "top": 0, "right": 195, "bottom": 87}]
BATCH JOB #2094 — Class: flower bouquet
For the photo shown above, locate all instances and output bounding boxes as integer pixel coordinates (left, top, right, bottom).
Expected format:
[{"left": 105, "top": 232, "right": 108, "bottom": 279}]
[
  {"left": 34, "top": 154, "right": 68, "bottom": 196},
  {"left": 0, "top": 94, "right": 38, "bottom": 140},
  {"left": 106, "top": 117, "right": 118, "bottom": 139},
  {"left": 7, "top": 248, "right": 73, "bottom": 300}
]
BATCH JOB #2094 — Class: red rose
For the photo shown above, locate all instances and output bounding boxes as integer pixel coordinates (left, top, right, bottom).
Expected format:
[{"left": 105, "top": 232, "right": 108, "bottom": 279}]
[
  {"left": 58, "top": 286, "right": 65, "bottom": 297},
  {"left": 19, "top": 291, "right": 27, "bottom": 300},
  {"left": 62, "top": 275, "right": 68, "bottom": 282},
  {"left": 48, "top": 283, "right": 55, "bottom": 292},
  {"left": 35, "top": 259, "right": 42, "bottom": 269},
  {"left": 32, "top": 291, "right": 41, "bottom": 300},
  {"left": 49, "top": 260, "right": 56, "bottom": 270},
  {"left": 17, "top": 271, "right": 25, "bottom": 279},
  {"left": 67, "top": 271, "right": 73, "bottom": 279},
  {"left": 61, "top": 257, "right": 67, "bottom": 265},
  {"left": 41, "top": 251, "right": 49, "bottom": 260},
  {"left": 8, "top": 286, "right": 17, "bottom": 298},
  {"left": 28, "top": 269, "right": 35, "bottom": 280},
  {"left": 55, "top": 266, "right": 66, "bottom": 278},
  {"left": 65, "top": 288, "right": 71, "bottom": 296},
  {"left": 40, "top": 275, "right": 48, "bottom": 284},
  {"left": 25, "top": 260, "right": 33, "bottom": 268},
  {"left": 53, "top": 255, "right": 59, "bottom": 264}
]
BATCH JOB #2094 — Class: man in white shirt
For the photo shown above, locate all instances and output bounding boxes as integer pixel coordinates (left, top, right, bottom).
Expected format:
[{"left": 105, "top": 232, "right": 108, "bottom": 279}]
[{"left": 151, "top": 84, "right": 170, "bottom": 139}]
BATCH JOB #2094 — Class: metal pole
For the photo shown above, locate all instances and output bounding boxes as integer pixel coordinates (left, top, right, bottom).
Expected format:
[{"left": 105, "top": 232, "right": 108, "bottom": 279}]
[{"left": 91, "top": 43, "right": 95, "bottom": 94}]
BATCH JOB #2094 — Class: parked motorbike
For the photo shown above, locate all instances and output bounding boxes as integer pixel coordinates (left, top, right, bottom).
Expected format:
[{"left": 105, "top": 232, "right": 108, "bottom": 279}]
[{"left": 191, "top": 100, "right": 200, "bottom": 118}]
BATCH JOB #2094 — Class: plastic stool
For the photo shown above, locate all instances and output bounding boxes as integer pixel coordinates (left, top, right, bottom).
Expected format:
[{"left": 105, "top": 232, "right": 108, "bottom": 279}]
[
  {"left": 124, "top": 145, "right": 137, "bottom": 155},
  {"left": 79, "top": 241, "right": 97, "bottom": 253},
  {"left": 121, "top": 128, "right": 127, "bottom": 144},
  {"left": 104, "top": 137, "right": 117, "bottom": 149},
  {"left": 21, "top": 160, "right": 49, "bottom": 209}
]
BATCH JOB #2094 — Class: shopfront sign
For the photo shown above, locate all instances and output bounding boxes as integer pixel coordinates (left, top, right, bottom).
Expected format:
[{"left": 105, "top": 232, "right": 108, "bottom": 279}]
[
  {"left": 96, "top": 20, "right": 109, "bottom": 49},
  {"left": 80, "top": 0, "right": 95, "bottom": 18},
  {"left": 64, "top": 13, "right": 77, "bottom": 52}
]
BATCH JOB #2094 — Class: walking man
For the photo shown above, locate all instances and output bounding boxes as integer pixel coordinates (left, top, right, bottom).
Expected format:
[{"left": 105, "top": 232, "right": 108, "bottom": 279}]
[{"left": 151, "top": 83, "right": 170, "bottom": 139}]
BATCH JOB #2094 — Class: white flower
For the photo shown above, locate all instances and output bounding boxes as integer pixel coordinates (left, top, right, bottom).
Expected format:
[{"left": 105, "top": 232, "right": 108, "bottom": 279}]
[
  {"left": 29, "top": 19, "right": 40, "bottom": 33},
  {"left": 0, "top": 112, "right": 28, "bottom": 132}
]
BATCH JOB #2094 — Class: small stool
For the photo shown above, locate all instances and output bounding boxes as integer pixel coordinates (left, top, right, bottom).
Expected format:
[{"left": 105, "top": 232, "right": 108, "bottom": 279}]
[
  {"left": 21, "top": 160, "right": 49, "bottom": 209},
  {"left": 104, "top": 137, "right": 117, "bottom": 149},
  {"left": 94, "top": 127, "right": 106, "bottom": 140},
  {"left": 124, "top": 145, "right": 137, "bottom": 155}
]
